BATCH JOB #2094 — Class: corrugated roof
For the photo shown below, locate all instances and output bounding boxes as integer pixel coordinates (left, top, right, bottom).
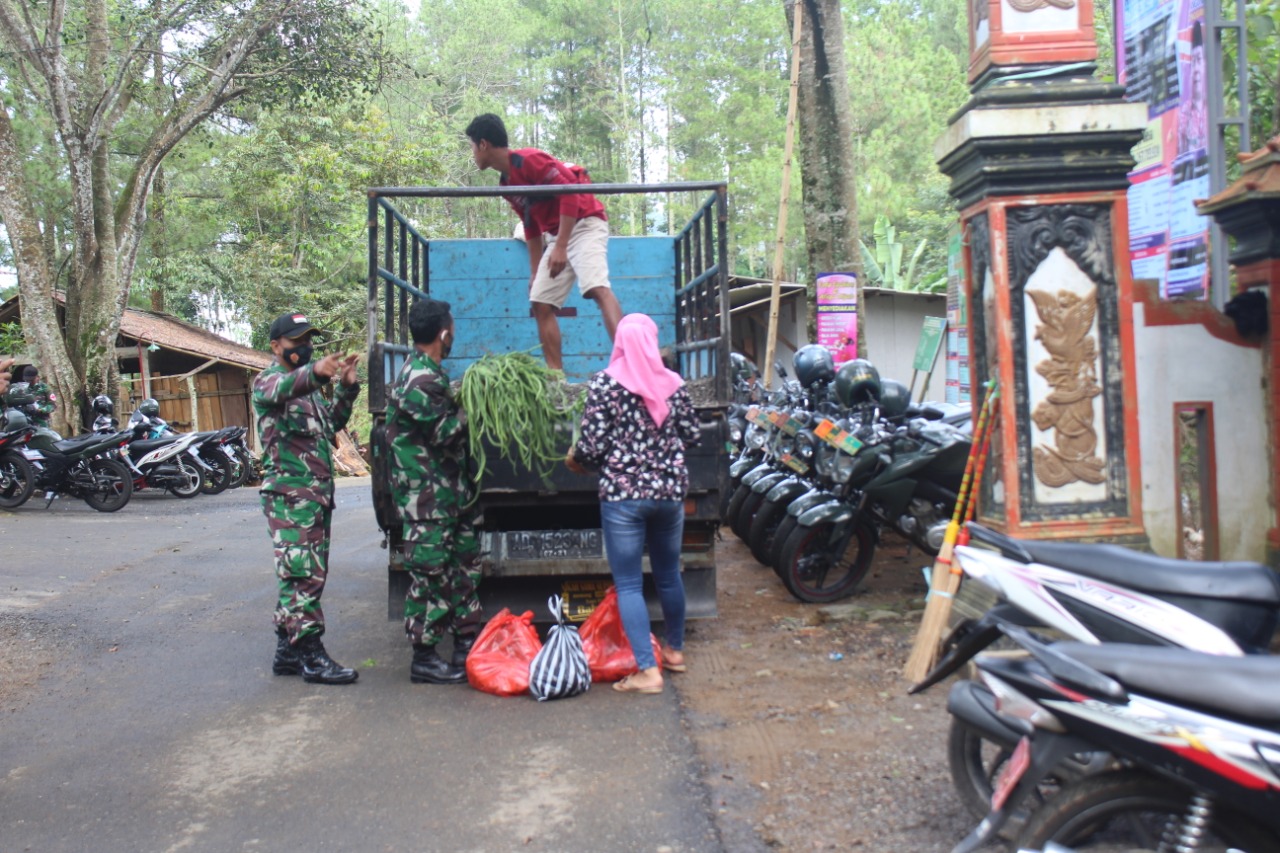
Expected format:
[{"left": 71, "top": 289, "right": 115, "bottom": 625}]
[
  {"left": 1, "top": 294, "right": 272, "bottom": 370},
  {"left": 116, "top": 307, "right": 272, "bottom": 370}
]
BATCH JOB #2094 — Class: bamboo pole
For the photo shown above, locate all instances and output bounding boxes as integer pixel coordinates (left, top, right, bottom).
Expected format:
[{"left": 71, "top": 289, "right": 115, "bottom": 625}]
[
  {"left": 762, "top": 0, "right": 804, "bottom": 390},
  {"left": 903, "top": 380, "right": 999, "bottom": 682}
]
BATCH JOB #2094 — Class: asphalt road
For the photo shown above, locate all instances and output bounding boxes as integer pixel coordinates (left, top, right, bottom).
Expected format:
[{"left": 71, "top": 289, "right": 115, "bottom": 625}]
[{"left": 0, "top": 479, "right": 721, "bottom": 853}]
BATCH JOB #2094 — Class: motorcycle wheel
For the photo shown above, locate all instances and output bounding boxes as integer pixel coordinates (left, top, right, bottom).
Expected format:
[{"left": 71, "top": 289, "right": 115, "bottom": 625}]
[
  {"left": 747, "top": 495, "right": 791, "bottom": 565},
  {"left": 1014, "top": 769, "right": 1275, "bottom": 852},
  {"left": 199, "top": 452, "right": 232, "bottom": 495},
  {"left": 82, "top": 458, "right": 133, "bottom": 512},
  {"left": 723, "top": 482, "right": 754, "bottom": 541},
  {"left": 769, "top": 515, "right": 799, "bottom": 577},
  {"left": 720, "top": 473, "right": 742, "bottom": 517},
  {"left": 167, "top": 458, "right": 203, "bottom": 499},
  {"left": 731, "top": 489, "right": 768, "bottom": 543},
  {"left": 777, "top": 517, "right": 876, "bottom": 603},
  {"left": 0, "top": 451, "right": 36, "bottom": 509},
  {"left": 235, "top": 446, "right": 259, "bottom": 486},
  {"left": 949, "top": 716, "right": 1021, "bottom": 819},
  {"left": 225, "top": 447, "right": 251, "bottom": 489}
]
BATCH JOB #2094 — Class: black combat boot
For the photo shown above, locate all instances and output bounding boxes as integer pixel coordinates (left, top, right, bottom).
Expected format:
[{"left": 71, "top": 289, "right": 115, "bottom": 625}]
[
  {"left": 450, "top": 633, "right": 477, "bottom": 669},
  {"left": 273, "top": 627, "right": 301, "bottom": 676},
  {"left": 410, "top": 644, "right": 467, "bottom": 684},
  {"left": 296, "top": 635, "right": 359, "bottom": 685}
]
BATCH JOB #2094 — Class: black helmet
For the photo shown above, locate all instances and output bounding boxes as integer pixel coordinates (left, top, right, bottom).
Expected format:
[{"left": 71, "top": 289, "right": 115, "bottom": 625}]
[
  {"left": 878, "top": 379, "right": 911, "bottom": 418},
  {"left": 92, "top": 394, "right": 115, "bottom": 416},
  {"left": 3, "top": 382, "right": 36, "bottom": 409},
  {"left": 835, "top": 359, "right": 881, "bottom": 407},
  {"left": 137, "top": 398, "right": 160, "bottom": 418},
  {"left": 793, "top": 344, "right": 836, "bottom": 389},
  {"left": 730, "top": 352, "right": 759, "bottom": 384}
]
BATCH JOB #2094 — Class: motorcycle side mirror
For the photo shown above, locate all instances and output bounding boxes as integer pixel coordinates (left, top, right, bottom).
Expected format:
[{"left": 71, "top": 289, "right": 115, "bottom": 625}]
[{"left": 774, "top": 361, "right": 788, "bottom": 379}]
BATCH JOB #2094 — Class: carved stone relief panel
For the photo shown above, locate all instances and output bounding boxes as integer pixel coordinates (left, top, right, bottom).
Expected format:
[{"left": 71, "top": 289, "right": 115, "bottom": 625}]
[
  {"left": 1024, "top": 248, "right": 1107, "bottom": 504},
  {"left": 1002, "top": 0, "right": 1078, "bottom": 33}
]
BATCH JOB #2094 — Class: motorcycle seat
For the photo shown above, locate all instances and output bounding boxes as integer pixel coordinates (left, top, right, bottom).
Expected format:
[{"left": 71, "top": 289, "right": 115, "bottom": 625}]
[
  {"left": 968, "top": 524, "right": 1280, "bottom": 604},
  {"left": 52, "top": 434, "right": 112, "bottom": 453},
  {"left": 130, "top": 437, "right": 179, "bottom": 454},
  {"left": 1056, "top": 642, "right": 1280, "bottom": 726}
]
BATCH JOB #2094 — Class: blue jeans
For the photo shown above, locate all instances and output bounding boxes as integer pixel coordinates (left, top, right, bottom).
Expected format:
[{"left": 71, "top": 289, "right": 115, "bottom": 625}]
[{"left": 600, "top": 499, "right": 686, "bottom": 671}]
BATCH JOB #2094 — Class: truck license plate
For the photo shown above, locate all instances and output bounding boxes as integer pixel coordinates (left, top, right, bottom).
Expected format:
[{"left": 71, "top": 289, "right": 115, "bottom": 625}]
[{"left": 506, "top": 529, "right": 604, "bottom": 560}]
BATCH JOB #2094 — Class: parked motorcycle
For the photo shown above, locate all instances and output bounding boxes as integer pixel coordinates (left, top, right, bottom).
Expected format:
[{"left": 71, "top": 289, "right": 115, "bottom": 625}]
[
  {"left": 772, "top": 363, "right": 971, "bottom": 602},
  {"left": 3, "top": 384, "right": 134, "bottom": 512},
  {"left": 0, "top": 407, "right": 38, "bottom": 508},
  {"left": 912, "top": 521, "right": 1280, "bottom": 822},
  {"left": 952, "top": 622, "right": 1280, "bottom": 852},
  {"left": 126, "top": 400, "right": 239, "bottom": 494}
]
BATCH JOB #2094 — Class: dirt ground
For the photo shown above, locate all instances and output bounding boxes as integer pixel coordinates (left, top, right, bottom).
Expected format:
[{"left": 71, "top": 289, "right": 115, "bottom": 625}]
[{"left": 677, "top": 530, "right": 976, "bottom": 851}]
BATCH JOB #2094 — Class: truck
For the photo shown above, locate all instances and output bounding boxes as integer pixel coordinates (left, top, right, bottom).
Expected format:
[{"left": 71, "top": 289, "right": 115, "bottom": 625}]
[{"left": 365, "top": 181, "right": 731, "bottom": 621}]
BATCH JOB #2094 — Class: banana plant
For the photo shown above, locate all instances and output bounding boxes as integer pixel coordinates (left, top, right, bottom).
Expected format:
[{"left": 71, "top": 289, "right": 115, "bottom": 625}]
[{"left": 859, "top": 215, "right": 929, "bottom": 292}]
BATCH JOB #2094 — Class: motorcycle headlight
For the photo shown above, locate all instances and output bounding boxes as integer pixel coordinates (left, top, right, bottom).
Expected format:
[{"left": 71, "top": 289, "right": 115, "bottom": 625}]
[
  {"left": 730, "top": 426, "right": 743, "bottom": 444},
  {"left": 795, "top": 432, "right": 815, "bottom": 460},
  {"left": 747, "top": 425, "right": 766, "bottom": 449}
]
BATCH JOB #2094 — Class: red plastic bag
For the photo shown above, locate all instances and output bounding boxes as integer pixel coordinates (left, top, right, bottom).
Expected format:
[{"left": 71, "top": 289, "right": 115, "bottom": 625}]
[
  {"left": 579, "top": 587, "right": 662, "bottom": 682},
  {"left": 466, "top": 608, "right": 543, "bottom": 696}
]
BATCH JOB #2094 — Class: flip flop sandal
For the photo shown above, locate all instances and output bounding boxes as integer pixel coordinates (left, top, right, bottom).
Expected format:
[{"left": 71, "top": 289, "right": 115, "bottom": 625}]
[
  {"left": 613, "top": 674, "right": 663, "bottom": 694},
  {"left": 662, "top": 659, "right": 688, "bottom": 673}
]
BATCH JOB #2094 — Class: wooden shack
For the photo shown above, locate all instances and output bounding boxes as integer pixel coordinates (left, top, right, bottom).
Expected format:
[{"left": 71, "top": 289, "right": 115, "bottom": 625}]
[{"left": 0, "top": 294, "right": 271, "bottom": 446}]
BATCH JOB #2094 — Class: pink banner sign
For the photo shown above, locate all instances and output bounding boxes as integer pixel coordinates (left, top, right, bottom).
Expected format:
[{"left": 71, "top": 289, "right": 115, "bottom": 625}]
[{"left": 816, "top": 272, "right": 858, "bottom": 364}]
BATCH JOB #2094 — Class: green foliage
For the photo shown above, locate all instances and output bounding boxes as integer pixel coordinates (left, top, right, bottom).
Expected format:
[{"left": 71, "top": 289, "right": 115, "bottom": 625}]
[
  {"left": 0, "top": 321, "right": 26, "bottom": 356},
  {"left": 859, "top": 216, "right": 945, "bottom": 293}
]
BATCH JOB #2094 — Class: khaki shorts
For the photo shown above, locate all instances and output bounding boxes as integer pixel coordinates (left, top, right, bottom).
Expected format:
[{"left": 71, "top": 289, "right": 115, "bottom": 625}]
[{"left": 528, "top": 216, "right": 612, "bottom": 309}]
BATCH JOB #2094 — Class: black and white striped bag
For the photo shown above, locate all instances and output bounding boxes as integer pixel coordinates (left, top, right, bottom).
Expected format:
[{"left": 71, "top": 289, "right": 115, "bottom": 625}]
[{"left": 528, "top": 595, "right": 591, "bottom": 701}]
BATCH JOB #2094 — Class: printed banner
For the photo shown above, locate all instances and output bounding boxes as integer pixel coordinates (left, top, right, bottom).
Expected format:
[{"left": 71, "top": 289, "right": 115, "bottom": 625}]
[
  {"left": 1117, "top": 0, "right": 1211, "bottom": 300},
  {"left": 816, "top": 272, "right": 858, "bottom": 364}
]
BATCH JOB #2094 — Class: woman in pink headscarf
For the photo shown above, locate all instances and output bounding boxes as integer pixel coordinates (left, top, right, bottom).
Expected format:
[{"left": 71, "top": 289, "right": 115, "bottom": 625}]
[{"left": 566, "top": 313, "right": 702, "bottom": 694}]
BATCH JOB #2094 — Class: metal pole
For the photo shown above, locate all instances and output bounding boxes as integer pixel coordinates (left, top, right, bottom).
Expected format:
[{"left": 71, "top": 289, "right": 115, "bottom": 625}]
[{"left": 763, "top": 0, "right": 803, "bottom": 390}]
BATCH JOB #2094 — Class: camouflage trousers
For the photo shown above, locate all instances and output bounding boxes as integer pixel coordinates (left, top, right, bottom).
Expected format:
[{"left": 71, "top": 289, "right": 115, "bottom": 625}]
[
  {"left": 262, "top": 492, "right": 332, "bottom": 643},
  {"left": 402, "top": 512, "right": 482, "bottom": 647}
]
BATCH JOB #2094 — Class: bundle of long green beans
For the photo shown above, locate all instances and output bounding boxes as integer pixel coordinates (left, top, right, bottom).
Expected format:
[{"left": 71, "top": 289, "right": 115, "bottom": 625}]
[{"left": 459, "top": 351, "right": 586, "bottom": 483}]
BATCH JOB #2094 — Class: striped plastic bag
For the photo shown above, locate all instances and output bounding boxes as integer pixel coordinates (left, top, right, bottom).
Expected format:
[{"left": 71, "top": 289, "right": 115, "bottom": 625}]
[{"left": 528, "top": 595, "right": 591, "bottom": 701}]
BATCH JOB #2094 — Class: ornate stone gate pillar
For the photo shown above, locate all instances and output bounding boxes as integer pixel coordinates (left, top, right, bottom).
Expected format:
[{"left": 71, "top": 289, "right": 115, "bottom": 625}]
[{"left": 937, "top": 0, "right": 1150, "bottom": 542}]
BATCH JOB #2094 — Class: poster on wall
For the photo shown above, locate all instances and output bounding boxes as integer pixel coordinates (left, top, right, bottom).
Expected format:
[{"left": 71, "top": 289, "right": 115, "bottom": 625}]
[
  {"left": 945, "top": 229, "right": 971, "bottom": 405},
  {"left": 1117, "top": 0, "right": 1211, "bottom": 300},
  {"left": 816, "top": 272, "right": 858, "bottom": 364}
]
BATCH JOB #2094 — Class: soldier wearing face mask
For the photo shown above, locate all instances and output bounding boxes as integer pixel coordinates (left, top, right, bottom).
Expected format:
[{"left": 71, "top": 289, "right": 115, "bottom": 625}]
[
  {"left": 385, "top": 298, "right": 482, "bottom": 684},
  {"left": 253, "top": 311, "right": 362, "bottom": 685}
]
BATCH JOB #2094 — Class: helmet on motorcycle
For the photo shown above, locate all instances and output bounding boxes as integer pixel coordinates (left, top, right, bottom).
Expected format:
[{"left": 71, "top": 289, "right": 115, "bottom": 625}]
[
  {"left": 793, "top": 344, "right": 836, "bottom": 389},
  {"left": 878, "top": 379, "right": 911, "bottom": 419},
  {"left": 1, "top": 407, "right": 29, "bottom": 432},
  {"left": 137, "top": 398, "right": 160, "bottom": 418},
  {"left": 91, "top": 394, "right": 115, "bottom": 416},
  {"left": 730, "top": 352, "right": 759, "bottom": 385},
  {"left": 3, "top": 381, "right": 37, "bottom": 409},
  {"left": 834, "top": 359, "right": 881, "bottom": 407}
]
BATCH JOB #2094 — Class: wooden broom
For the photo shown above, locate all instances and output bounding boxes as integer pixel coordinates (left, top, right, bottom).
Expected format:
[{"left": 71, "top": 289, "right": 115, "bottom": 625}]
[{"left": 902, "top": 380, "right": 999, "bottom": 682}]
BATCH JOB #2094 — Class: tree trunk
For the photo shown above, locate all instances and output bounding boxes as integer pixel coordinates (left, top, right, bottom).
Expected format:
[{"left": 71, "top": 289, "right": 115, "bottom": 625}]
[{"left": 786, "top": 0, "right": 865, "bottom": 356}]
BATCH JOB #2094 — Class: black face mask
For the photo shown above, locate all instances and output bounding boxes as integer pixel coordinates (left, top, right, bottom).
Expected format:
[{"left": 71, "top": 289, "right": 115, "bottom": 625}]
[
  {"left": 285, "top": 343, "right": 313, "bottom": 367},
  {"left": 440, "top": 331, "right": 453, "bottom": 360}
]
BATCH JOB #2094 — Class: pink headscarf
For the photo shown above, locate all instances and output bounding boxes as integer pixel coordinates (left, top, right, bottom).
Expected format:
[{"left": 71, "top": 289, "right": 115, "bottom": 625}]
[{"left": 604, "top": 313, "right": 684, "bottom": 427}]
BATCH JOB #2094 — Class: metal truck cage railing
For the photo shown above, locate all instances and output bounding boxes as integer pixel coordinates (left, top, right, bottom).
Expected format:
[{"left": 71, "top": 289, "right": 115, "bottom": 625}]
[{"left": 365, "top": 181, "right": 731, "bottom": 405}]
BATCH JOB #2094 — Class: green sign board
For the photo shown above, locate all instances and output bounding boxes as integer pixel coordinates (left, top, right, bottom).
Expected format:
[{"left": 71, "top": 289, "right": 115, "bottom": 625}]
[{"left": 912, "top": 315, "right": 948, "bottom": 373}]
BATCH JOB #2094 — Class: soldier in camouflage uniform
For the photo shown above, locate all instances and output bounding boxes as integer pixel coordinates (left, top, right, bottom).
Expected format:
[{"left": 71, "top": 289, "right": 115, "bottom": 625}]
[
  {"left": 254, "top": 311, "right": 362, "bottom": 685},
  {"left": 386, "top": 298, "right": 481, "bottom": 684},
  {"left": 21, "top": 366, "right": 56, "bottom": 428}
]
